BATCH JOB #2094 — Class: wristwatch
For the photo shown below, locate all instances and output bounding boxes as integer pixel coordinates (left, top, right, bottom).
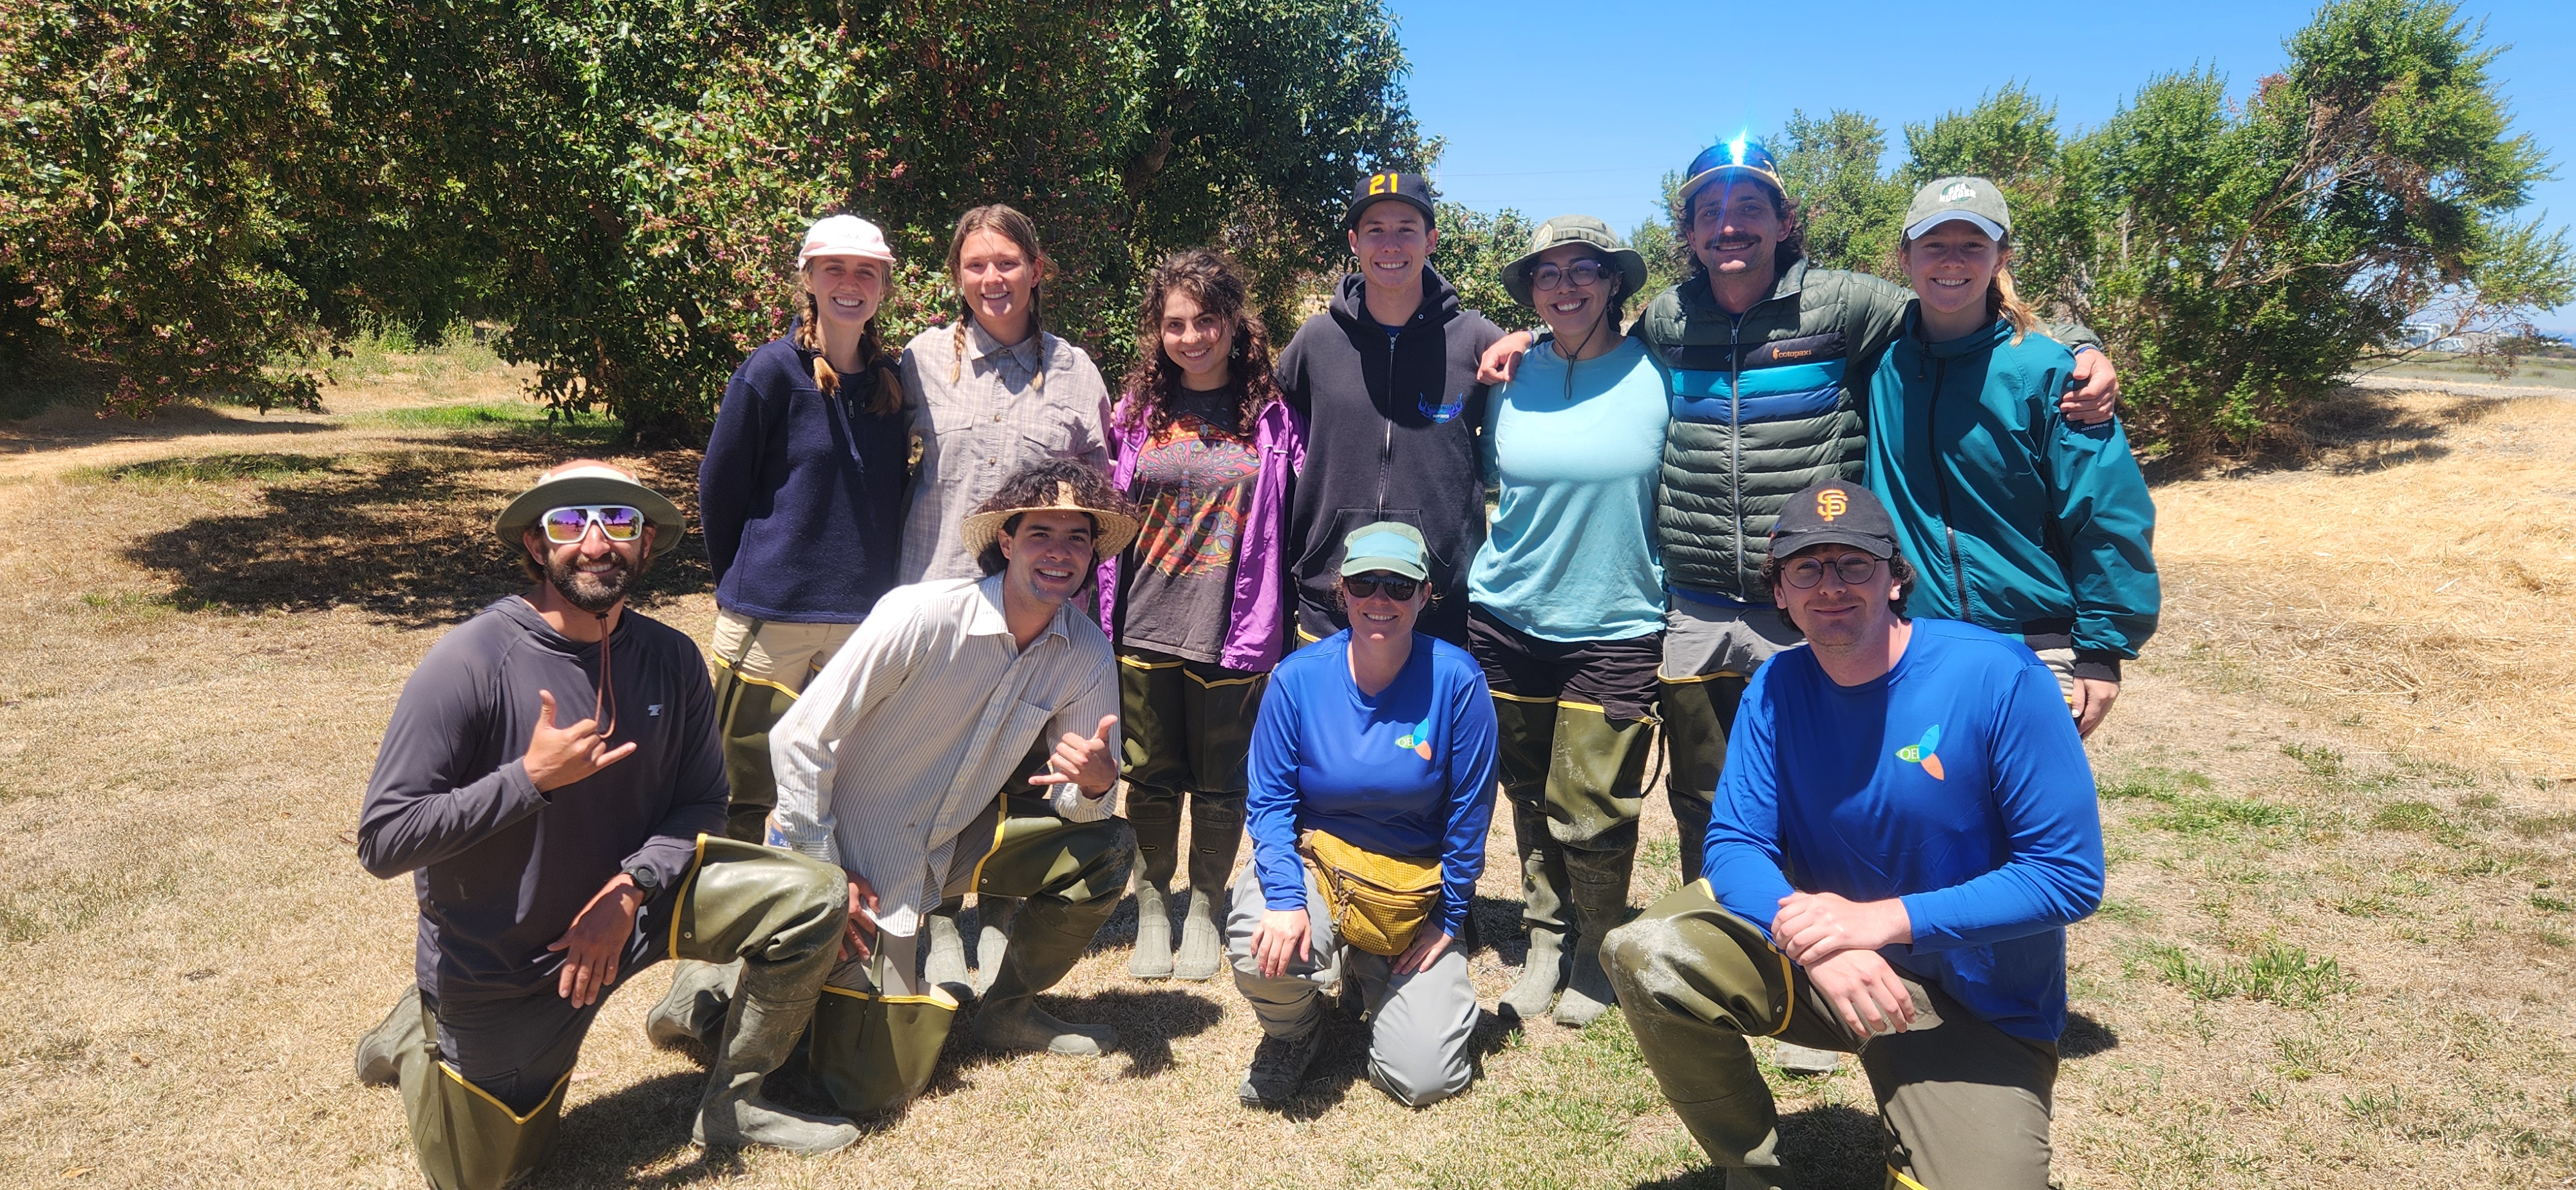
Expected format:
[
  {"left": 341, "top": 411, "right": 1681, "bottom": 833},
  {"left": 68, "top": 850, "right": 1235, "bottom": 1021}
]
[{"left": 623, "top": 863, "right": 661, "bottom": 900}]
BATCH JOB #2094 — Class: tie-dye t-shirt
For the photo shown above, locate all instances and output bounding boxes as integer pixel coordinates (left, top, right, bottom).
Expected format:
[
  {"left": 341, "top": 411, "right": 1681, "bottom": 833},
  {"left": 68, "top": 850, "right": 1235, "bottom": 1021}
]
[{"left": 1119, "top": 386, "right": 1259, "bottom": 662}]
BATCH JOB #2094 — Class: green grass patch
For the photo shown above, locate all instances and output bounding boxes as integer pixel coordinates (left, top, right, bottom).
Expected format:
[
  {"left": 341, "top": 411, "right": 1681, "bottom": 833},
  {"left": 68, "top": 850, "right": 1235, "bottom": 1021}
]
[
  {"left": 2510, "top": 814, "right": 2576, "bottom": 838},
  {"left": 2372, "top": 801, "right": 2445, "bottom": 832},
  {"left": 2096, "top": 896, "right": 2154, "bottom": 925},
  {"left": 2282, "top": 742, "right": 2345, "bottom": 779},
  {"left": 67, "top": 452, "right": 343, "bottom": 486},
  {"left": 2531, "top": 894, "right": 2571, "bottom": 913},
  {"left": 2140, "top": 941, "right": 2357, "bottom": 1008},
  {"left": 2102, "top": 767, "right": 2299, "bottom": 835},
  {"left": 2273, "top": 1035, "right": 2340, "bottom": 1081},
  {"left": 350, "top": 401, "right": 618, "bottom": 434}
]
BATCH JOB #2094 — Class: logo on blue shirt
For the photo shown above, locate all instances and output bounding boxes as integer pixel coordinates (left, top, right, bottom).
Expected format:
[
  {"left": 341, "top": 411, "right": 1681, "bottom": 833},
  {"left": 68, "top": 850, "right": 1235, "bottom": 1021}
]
[
  {"left": 1896, "top": 724, "right": 1945, "bottom": 780},
  {"left": 1396, "top": 716, "right": 1434, "bottom": 759}
]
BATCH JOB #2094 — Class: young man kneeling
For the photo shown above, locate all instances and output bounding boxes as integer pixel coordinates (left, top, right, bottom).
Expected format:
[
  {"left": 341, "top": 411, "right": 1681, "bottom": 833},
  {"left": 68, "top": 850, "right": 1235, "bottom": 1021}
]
[{"left": 1604, "top": 480, "right": 2104, "bottom": 1190}]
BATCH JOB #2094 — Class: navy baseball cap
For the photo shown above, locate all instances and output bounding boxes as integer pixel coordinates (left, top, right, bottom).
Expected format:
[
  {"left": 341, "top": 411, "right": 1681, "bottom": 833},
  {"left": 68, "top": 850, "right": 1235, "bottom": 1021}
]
[{"left": 1345, "top": 171, "right": 1437, "bottom": 231}]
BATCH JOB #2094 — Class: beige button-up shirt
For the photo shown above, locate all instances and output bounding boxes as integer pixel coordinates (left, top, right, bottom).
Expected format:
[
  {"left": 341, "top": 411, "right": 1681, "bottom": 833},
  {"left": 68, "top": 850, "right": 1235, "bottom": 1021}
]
[
  {"left": 896, "top": 321, "right": 1113, "bottom": 584},
  {"left": 769, "top": 575, "right": 1120, "bottom": 937}
]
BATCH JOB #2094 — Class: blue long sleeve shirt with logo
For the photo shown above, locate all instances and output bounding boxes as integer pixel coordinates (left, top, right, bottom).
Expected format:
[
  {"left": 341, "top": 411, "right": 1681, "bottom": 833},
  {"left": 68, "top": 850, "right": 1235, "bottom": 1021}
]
[
  {"left": 1245, "top": 631, "right": 1499, "bottom": 939},
  {"left": 1701, "top": 619, "right": 2105, "bottom": 1041}
]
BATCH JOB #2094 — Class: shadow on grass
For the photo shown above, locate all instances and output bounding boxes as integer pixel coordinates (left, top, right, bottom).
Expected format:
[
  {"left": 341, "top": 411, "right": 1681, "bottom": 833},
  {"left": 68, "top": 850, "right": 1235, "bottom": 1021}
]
[
  {"left": 2061, "top": 1009, "right": 2120, "bottom": 1059},
  {"left": 115, "top": 433, "right": 706, "bottom": 628},
  {"left": 1628, "top": 1103, "right": 1885, "bottom": 1190}
]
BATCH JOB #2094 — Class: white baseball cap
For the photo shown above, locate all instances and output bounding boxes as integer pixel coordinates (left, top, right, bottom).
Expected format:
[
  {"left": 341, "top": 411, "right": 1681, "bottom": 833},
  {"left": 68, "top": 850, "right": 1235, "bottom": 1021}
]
[{"left": 798, "top": 214, "right": 896, "bottom": 267}]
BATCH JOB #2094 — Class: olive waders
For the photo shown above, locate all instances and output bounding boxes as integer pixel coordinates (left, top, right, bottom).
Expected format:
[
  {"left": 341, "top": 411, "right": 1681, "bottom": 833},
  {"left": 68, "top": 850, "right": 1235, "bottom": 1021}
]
[
  {"left": 1604, "top": 882, "right": 2061, "bottom": 1190},
  {"left": 1117, "top": 650, "right": 1262, "bottom": 981},
  {"left": 1492, "top": 692, "right": 1654, "bottom": 1026},
  {"left": 363, "top": 838, "right": 857, "bottom": 1190}
]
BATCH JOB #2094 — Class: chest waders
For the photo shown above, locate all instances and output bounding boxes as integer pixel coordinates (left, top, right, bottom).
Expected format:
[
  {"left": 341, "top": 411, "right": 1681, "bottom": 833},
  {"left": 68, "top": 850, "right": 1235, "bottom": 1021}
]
[{"left": 363, "top": 837, "right": 858, "bottom": 1189}]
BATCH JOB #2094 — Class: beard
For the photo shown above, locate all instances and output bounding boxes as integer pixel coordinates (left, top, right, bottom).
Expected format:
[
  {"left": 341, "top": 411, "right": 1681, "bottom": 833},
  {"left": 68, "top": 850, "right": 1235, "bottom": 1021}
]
[{"left": 544, "top": 549, "right": 639, "bottom": 613}]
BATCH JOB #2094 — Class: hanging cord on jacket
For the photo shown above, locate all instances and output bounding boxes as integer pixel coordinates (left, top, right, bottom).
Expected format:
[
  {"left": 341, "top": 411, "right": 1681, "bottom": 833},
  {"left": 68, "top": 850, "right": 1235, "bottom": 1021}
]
[{"left": 591, "top": 610, "right": 617, "bottom": 739}]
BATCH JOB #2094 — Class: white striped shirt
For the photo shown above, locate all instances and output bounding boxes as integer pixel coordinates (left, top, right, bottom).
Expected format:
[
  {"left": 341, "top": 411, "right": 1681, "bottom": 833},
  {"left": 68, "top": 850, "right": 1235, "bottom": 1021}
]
[{"left": 770, "top": 575, "right": 1120, "bottom": 936}]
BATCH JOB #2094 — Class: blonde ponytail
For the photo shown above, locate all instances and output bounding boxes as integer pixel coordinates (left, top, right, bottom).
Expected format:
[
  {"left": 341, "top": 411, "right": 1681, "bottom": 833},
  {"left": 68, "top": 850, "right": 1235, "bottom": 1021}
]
[
  {"left": 1990, "top": 258, "right": 2041, "bottom": 346},
  {"left": 798, "top": 291, "right": 842, "bottom": 397}
]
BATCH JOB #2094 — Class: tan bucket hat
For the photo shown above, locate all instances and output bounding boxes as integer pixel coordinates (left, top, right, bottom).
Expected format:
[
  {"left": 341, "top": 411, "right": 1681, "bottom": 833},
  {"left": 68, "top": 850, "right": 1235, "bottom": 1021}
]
[{"left": 956, "top": 479, "right": 1139, "bottom": 562}]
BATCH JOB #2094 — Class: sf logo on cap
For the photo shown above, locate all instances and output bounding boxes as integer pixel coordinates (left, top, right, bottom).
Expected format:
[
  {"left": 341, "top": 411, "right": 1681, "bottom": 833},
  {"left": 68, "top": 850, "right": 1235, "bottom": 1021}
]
[{"left": 1816, "top": 489, "right": 1848, "bottom": 520}]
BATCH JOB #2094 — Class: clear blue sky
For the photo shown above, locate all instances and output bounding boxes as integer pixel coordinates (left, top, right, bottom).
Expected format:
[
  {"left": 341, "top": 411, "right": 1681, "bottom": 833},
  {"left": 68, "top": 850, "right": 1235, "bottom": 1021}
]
[{"left": 1388, "top": 0, "right": 2576, "bottom": 332}]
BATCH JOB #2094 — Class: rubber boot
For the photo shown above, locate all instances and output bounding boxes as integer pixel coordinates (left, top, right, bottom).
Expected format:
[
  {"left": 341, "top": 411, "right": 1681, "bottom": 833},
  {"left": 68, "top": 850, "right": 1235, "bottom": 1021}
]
[
  {"left": 1556, "top": 838, "right": 1636, "bottom": 1027},
  {"left": 354, "top": 985, "right": 421, "bottom": 1087},
  {"left": 923, "top": 898, "right": 971, "bottom": 1000},
  {"left": 647, "top": 959, "right": 739, "bottom": 1049},
  {"left": 1501, "top": 925, "right": 1567, "bottom": 1021},
  {"left": 1171, "top": 793, "right": 1242, "bottom": 981},
  {"left": 1549, "top": 706, "right": 1653, "bottom": 1028},
  {"left": 1127, "top": 783, "right": 1181, "bottom": 979},
  {"left": 1501, "top": 798, "right": 1571, "bottom": 1021},
  {"left": 970, "top": 896, "right": 1019, "bottom": 997},
  {"left": 712, "top": 663, "right": 799, "bottom": 844},
  {"left": 974, "top": 894, "right": 1117, "bottom": 1057},
  {"left": 692, "top": 952, "right": 861, "bottom": 1154},
  {"left": 1129, "top": 880, "right": 1175, "bottom": 979}
]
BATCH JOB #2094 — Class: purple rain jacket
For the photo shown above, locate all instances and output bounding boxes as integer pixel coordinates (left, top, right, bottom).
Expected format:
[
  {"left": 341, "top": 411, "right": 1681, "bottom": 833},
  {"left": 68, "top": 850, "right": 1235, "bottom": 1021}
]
[{"left": 1094, "top": 393, "right": 1306, "bottom": 673}]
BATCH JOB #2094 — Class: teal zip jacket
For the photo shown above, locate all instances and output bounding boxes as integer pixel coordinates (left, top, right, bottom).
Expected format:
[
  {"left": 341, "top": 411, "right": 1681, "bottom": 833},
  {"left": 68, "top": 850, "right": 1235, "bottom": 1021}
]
[{"left": 1865, "top": 310, "right": 2159, "bottom": 679}]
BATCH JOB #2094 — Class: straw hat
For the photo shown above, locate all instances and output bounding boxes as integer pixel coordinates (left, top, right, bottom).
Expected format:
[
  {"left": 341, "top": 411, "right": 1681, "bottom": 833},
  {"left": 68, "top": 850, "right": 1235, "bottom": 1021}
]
[{"left": 956, "top": 479, "right": 1139, "bottom": 562}]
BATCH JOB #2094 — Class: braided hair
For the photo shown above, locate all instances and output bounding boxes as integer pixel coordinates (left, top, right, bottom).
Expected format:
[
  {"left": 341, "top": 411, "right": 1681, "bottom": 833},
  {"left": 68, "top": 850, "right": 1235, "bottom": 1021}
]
[
  {"left": 792, "top": 266, "right": 900, "bottom": 416},
  {"left": 943, "top": 204, "right": 1054, "bottom": 390},
  {"left": 1116, "top": 248, "right": 1280, "bottom": 440}
]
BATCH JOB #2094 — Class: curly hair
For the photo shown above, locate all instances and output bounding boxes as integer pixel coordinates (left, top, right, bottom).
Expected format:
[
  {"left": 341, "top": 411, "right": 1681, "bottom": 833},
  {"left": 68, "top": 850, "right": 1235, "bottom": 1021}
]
[
  {"left": 1757, "top": 545, "right": 1918, "bottom": 636},
  {"left": 1674, "top": 176, "right": 1808, "bottom": 281},
  {"left": 1116, "top": 248, "right": 1280, "bottom": 440},
  {"left": 972, "top": 457, "right": 1137, "bottom": 576}
]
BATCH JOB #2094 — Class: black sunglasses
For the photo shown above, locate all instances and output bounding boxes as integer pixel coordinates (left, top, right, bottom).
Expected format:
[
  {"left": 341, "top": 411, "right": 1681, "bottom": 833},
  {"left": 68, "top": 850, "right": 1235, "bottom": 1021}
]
[{"left": 1341, "top": 574, "right": 1419, "bottom": 602}]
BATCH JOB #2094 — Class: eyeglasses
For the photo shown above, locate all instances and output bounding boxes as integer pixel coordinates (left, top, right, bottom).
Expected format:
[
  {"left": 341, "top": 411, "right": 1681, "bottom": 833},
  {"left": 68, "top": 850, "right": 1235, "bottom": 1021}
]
[
  {"left": 1342, "top": 574, "right": 1419, "bottom": 601},
  {"left": 1530, "top": 260, "right": 1614, "bottom": 292},
  {"left": 1781, "top": 554, "right": 1882, "bottom": 589},
  {"left": 540, "top": 505, "right": 647, "bottom": 544}
]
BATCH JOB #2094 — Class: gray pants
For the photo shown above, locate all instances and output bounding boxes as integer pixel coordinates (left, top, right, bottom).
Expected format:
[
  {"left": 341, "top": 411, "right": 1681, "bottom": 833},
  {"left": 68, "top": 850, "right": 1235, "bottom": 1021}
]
[{"left": 1224, "top": 865, "right": 1479, "bottom": 1106}]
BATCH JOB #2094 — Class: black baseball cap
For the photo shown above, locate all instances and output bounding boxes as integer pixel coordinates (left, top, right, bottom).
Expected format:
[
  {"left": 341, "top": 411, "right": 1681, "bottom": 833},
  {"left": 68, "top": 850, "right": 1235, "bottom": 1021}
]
[
  {"left": 1344, "top": 171, "right": 1437, "bottom": 231},
  {"left": 1770, "top": 480, "right": 1900, "bottom": 561},
  {"left": 1677, "top": 138, "right": 1786, "bottom": 216}
]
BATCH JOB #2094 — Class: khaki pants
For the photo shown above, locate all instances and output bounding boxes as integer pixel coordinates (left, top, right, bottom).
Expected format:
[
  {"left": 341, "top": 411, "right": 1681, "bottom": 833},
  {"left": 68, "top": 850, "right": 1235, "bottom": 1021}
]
[
  {"left": 710, "top": 609, "right": 859, "bottom": 842},
  {"left": 1224, "top": 864, "right": 1480, "bottom": 1107},
  {"left": 1604, "top": 882, "right": 2059, "bottom": 1190}
]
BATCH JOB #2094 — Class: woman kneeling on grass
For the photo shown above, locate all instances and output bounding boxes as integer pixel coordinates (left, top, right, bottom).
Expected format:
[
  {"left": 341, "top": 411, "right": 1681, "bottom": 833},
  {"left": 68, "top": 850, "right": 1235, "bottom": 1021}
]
[
  {"left": 1097, "top": 249, "right": 1306, "bottom": 981},
  {"left": 1229, "top": 523, "right": 1497, "bottom": 1109},
  {"left": 1865, "top": 178, "right": 2159, "bottom": 738}
]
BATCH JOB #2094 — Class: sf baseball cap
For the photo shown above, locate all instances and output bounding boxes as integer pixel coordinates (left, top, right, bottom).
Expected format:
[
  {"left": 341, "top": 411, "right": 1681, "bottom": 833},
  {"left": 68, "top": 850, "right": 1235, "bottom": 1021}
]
[{"left": 1770, "top": 480, "right": 1900, "bottom": 561}]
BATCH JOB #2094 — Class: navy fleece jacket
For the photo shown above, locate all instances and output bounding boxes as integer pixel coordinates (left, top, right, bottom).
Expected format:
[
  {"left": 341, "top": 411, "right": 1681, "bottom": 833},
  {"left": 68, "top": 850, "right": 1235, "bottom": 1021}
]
[{"left": 699, "top": 332, "right": 911, "bottom": 623}]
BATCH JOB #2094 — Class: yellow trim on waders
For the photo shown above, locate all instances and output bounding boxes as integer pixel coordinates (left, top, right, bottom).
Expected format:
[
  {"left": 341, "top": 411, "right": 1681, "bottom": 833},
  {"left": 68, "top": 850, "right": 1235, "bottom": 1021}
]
[
  {"left": 669, "top": 833, "right": 712, "bottom": 958},
  {"left": 968, "top": 798, "right": 1012, "bottom": 894},
  {"left": 710, "top": 652, "right": 802, "bottom": 697},
  {"left": 1183, "top": 669, "right": 1263, "bottom": 688},
  {"left": 1691, "top": 878, "right": 1797, "bottom": 1038},
  {"left": 820, "top": 983, "right": 961, "bottom": 1010},
  {"left": 1486, "top": 688, "right": 1559, "bottom": 704},
  {"left": 1555, "top": 698, "right": 1611, "bottom": 715},
  {"left": 437, "top": 1062, "right": 571, "bottom": 1126},
  {"left": 1886, "top": 1166, "right": 1931, "bottom": 1190},
  {"left": 1117, "top": 654, "right": 1184, "bottom": 670},
  {"left": 1655, "top": 670, "right": 1747, "bottom": 685}
]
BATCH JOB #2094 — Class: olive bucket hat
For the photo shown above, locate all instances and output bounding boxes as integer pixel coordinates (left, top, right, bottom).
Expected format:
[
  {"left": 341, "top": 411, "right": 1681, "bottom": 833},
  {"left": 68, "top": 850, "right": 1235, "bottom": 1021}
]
[{"left": 1501, "top": 214, "right": 1649, "bottom": 308}]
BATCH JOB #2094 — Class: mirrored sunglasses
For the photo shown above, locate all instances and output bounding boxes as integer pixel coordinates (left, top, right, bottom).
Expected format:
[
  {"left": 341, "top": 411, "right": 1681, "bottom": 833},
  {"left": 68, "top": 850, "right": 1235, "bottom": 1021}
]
[{"left": 540, "top": 505, "right": 646, "bottom": 544}]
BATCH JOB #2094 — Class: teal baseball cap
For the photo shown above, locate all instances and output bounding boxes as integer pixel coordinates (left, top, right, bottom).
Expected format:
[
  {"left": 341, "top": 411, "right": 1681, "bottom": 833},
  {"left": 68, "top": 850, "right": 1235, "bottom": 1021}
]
[{"left": 1340, "top": 521, "right": 1430, "bottom": 581}]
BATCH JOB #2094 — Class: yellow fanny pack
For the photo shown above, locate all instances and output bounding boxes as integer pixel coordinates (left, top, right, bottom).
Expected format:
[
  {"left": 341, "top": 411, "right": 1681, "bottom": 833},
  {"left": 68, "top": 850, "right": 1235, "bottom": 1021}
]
[{"left": 1296, "top": 829, "right": 1443, "bottom": 957}]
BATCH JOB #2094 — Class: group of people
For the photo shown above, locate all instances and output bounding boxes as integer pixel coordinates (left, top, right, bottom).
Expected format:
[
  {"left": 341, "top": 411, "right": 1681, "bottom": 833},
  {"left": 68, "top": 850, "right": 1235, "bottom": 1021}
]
[{"left": 351, "top": 138, "right": 2161, "bottom": 1190}]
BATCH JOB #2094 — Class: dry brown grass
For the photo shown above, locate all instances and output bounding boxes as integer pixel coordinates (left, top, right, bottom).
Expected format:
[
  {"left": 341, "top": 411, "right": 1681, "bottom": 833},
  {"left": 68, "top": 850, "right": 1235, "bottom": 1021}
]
[{"left": 3, "top": 373, "right": 2572, "bottom": 1189}]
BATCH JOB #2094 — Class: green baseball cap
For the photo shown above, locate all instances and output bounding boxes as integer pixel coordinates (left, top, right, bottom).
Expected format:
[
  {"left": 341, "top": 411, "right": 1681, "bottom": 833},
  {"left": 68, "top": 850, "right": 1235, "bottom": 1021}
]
[
  {"left": 1339, "top": 521, "right": 1430, "bottom": 582},
  {"left": 1904, "top": 176, "right": 2012, "bottom": 243},
  {"left": 1501, "top": 214, "right": 1650, "bottom": 308}
]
